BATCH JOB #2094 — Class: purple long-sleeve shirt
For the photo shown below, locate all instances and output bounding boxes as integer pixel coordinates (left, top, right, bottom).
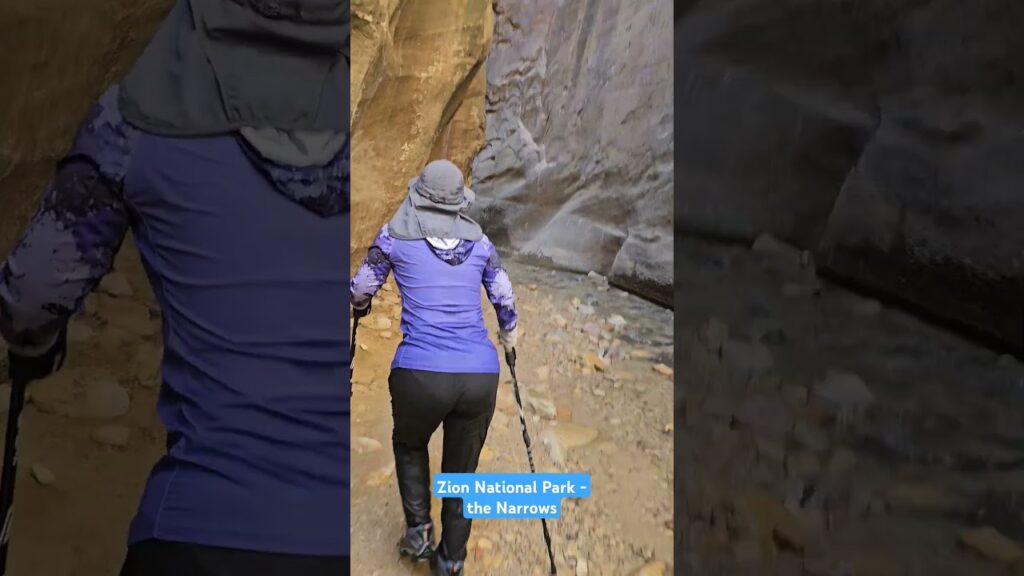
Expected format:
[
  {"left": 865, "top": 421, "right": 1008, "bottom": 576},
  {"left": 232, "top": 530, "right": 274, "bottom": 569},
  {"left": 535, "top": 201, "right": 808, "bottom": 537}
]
[
  {"left": 1, "top": 86, "right": 350, "bottom": 556},
  {"left": 351, "top": 224, "right": 517, "bottom": 374}
]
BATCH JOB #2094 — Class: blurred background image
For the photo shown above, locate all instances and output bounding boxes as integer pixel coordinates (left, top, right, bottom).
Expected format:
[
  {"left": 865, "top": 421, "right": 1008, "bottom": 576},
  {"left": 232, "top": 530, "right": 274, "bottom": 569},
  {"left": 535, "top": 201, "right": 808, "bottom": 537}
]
[{"left": 677, "top": 1, "right": 1024, "bottom": 574}]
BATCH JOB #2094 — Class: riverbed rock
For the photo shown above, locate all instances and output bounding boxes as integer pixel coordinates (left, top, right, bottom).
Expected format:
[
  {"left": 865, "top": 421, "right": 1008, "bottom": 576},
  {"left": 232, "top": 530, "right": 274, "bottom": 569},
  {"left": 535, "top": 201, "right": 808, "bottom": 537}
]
[
  {"left": 99, "top": 272, "right": 134, "bottom": 297},
  {"left": 30, "top": 464, "right": 56, "bottom": 486},
  {"left": 884, "top": 483, "right": 965, "bottom": 515},
  {"left": 91, "top": 425, "right": 132, "bottom": 448},
  {"left": 82, "top": 378, "right": 131, "bottom": 419},
  {"left": 353, "top": 437, "right": 383, "bottom": 454},
  {"left": 814, "top": 369, "right": 874, "bottom": 412},
  {"left": 722, "top": 339, "right": 774, "bottom": 377},
  {"left": 958, "top": 526, "right": 1023, "bottom": 564},
  {"left": 471, "top": 0, "right": 673, "bottom": 306}
]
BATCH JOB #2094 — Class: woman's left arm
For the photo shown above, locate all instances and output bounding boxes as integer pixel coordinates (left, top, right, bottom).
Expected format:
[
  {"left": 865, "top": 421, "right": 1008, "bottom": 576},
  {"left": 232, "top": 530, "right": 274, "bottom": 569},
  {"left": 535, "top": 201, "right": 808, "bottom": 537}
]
[{"left": 481, "top": 238, "right": 519, "bottom": 348}]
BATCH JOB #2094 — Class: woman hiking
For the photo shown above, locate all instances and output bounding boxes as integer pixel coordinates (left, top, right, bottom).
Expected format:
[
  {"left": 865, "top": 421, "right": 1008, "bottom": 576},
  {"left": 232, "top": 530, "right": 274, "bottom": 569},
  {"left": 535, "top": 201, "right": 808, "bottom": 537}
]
[{"left": 350, "top": 159, "right": 519, "bottom": 575}]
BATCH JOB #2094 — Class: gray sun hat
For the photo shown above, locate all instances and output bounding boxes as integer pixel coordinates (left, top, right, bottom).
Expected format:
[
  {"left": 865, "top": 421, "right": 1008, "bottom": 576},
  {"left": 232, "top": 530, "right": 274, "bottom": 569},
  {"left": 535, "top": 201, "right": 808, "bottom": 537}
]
[
  {"left": 387, "top": 160, "right": 484, "bottom": 241},
  {"left": 118, "top": 0, "right": 349, "bottom": 166}
]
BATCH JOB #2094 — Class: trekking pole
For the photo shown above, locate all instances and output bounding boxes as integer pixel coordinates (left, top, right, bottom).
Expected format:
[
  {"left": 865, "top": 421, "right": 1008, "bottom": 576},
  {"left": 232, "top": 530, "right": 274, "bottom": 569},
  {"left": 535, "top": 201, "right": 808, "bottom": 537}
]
[
  {"left": 505, "top": 347, "right": 557, "bottom": 575},
  {"left": 0, "top": 374, "right": 26, "bottom": 575},
  {"left": 350, "top": 305, "right": 370, "bottom": 398}
]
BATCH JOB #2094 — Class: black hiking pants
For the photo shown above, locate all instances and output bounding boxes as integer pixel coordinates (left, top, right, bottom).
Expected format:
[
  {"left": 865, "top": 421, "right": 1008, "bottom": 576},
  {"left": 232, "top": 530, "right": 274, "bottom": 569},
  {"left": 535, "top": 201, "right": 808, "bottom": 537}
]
[
  {"left": 120, "top": 539, "right": 349, "bottom": 575},
  {"left": 389, "top": 368, "right": 499, "bottom": 563}
]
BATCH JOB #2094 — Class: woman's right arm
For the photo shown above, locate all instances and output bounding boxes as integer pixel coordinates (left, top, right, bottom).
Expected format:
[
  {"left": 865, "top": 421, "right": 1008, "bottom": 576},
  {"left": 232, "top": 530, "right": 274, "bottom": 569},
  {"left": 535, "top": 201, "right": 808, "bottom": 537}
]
[{"left": 350, "top": 225, "right": 394, "bottom": 311}]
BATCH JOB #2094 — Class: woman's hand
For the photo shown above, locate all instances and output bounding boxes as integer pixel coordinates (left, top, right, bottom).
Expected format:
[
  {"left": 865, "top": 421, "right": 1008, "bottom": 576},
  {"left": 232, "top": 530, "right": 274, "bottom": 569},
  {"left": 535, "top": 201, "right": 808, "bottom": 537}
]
[
  {"left": 353, "top": 300, "right": 372, "bottom": 321},
  {"left": 498, "top": 326, "right": 519, "bottom": 351}
]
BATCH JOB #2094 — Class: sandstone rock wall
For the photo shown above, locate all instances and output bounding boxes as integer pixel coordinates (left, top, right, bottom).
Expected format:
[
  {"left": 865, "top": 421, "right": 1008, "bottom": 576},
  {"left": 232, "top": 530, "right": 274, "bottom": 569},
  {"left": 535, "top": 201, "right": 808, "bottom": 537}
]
[
  {"left": 677, "top": 0, "right": 1024, "bottom": 351},
  {"left": 471, "top": 0, "right": 674, "bottom": 307},
  {"left": 0, "top": 0, "right": 170, "bottom": 256},
  {"left": 350, "top": 0, "right": 493, "bottom": 267}
]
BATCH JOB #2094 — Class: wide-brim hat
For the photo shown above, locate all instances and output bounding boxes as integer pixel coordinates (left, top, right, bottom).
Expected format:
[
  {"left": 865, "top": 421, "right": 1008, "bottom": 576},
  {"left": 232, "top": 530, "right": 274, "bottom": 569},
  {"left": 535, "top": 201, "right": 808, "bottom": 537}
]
[{"left": 119, "top": 0, "right": 349, "bottom": 136}]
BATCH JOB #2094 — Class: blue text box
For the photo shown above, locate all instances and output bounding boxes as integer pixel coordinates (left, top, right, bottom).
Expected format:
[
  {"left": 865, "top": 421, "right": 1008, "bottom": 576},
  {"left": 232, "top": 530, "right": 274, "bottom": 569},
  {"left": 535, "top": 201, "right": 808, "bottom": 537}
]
[{"left": 432, "top": 473, "right": 591, "bottom": 519}]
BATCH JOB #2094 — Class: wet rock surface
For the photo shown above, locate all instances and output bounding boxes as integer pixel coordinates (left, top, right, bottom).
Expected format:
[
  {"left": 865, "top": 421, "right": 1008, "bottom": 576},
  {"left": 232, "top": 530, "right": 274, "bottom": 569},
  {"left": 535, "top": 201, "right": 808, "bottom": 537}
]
[
  {"left": 471, "top": 0, "right": 674, "bottom": 306},
  {"left": 351, "top": 261, "right": 673, "bottom": 574},
  {"left": 678, "top": 238, "right": 1024, "bottom": 575}
]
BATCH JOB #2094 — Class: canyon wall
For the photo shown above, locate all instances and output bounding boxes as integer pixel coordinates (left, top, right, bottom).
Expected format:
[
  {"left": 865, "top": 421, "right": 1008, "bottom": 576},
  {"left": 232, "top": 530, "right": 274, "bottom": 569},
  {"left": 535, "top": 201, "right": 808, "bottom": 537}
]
[
  {"left": 350, "top": 0, "right": 493, "bottom": 266},
  {"left": 471, "top": 0, "right": 675, "bottom": 307},
  {"left": 0, "top": 0, "right": 170, "bottom": 255},
  {"left": 677, "top": 0, "right": 1024, "bottom": 351}
]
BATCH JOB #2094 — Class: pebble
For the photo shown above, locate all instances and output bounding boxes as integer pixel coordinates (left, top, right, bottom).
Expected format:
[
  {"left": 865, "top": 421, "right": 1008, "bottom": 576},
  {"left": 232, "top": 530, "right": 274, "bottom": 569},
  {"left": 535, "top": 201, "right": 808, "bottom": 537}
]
[
  {"left": 607, "top": 314, "right": 627, "bottom": 330},
  {"left": 552, "top": 314, "right": 568, "bottom": 328},
  {"left": 582, "top": 322, "right": 602, "bottom": 338},
  {"left": 380, "top": 330, "right": 394, "bottom": 339},
  {"left": 722, "top": 339, "right": 774, "bottom": 377},
  {"left": 83, "top": 379, "right": 132, "bottom": 419},
  {"left": 578, "top": 304, "right": 595, "bottom": 317},
  {"left": 29, "top": 371, "right": 78, "bottom": 415},
  {"left": 958, "top": 526, "right": 1023, "bottom": 564},
  {"left": 548, "top": 424, "right": 598, "bottom": 449},
  {"left": 652, "top": 363, "right": 673, "bottom": 377},
  {"left": 353, "top": 436, "right": 383, "bottom": 454},
  {"left": 733, "top": 489, "right": 805, "bottom": 551},
  {"left": 697, "top": 317, "right": 728, "bottom": 353},
  {"left": 555, "top": 404, "right": 573, "bottom": 422},
  {"left": 851, "top": 298, "right": 882, "bottom": 316},
  {"left": 814, "top": 369, "right": 874, "bottom": 410},
  {"left": 31, "top": 464, "right": 56, "bottom": 486},
  {"left": 582, "top": 353, "right": 610, "bottom": 372},
  {"left": 525, "top": 395, "right": 557, "bottom": 419},
  {"left": 368, "top": 316, "right": 392, "bottom": 331},
  {"left": 751, "top": 233, "right": 802, "bottom": 262},
  {"left": 99, "top": 272, "right": 134, "bottom": 297},
  {"left": 91, "top": 425, "right": 132, "bottom": 448}
]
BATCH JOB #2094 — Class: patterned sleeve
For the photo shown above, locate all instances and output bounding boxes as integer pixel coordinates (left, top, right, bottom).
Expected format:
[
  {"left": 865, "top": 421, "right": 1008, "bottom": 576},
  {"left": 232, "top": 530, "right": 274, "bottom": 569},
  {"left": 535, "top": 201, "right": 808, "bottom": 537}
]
[
  {"left": 481, "top": 237, "right": 518, "bottom": 332},
  {"left": 350, "top": 225, "right": 393, "bottom": 310},
  {"left": 0, "top": 86, "right": 137, "bottom": 356}
]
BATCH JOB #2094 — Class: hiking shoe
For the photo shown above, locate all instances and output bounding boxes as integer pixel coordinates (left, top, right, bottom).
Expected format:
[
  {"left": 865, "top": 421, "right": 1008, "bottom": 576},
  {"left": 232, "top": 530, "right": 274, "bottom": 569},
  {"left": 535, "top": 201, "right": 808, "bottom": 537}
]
[
  {"left": 432, "top": 547, "right": 464, "bottom": 575},
  {"left": 398, "top": 522, "right": 435, "bottom": 562}
]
